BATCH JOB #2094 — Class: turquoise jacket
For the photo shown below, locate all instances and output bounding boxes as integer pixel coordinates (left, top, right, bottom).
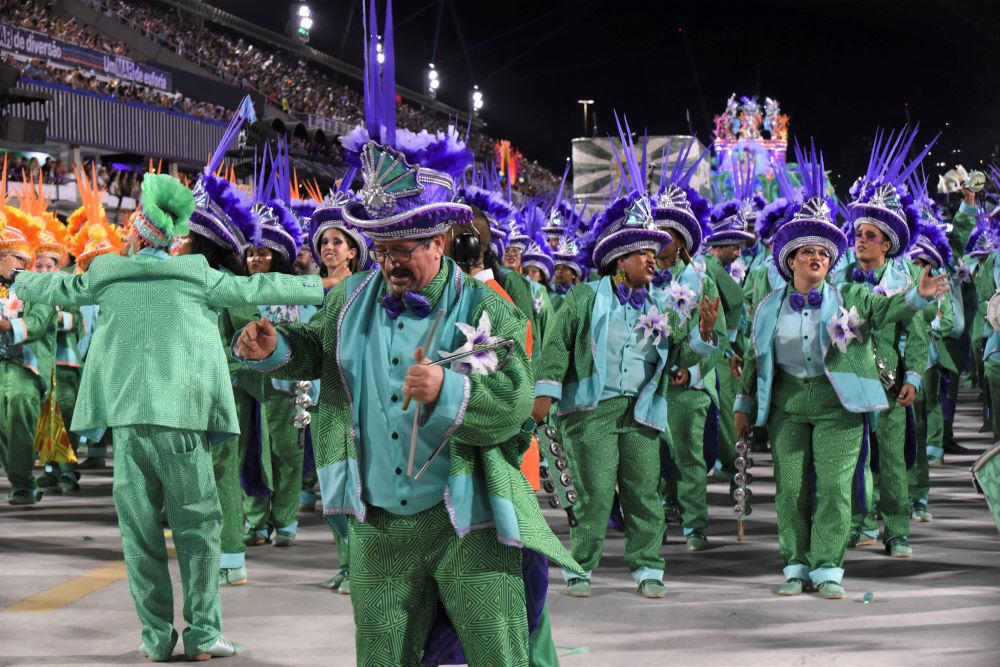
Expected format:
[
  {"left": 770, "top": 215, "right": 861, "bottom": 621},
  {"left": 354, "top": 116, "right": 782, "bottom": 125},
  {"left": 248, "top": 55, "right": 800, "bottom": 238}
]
[
  {"left": 736, "top": 282, "right": 929, "bottom": 427},
  {"left": 536, "top": 275, "right": 717, "bottom": 432}
]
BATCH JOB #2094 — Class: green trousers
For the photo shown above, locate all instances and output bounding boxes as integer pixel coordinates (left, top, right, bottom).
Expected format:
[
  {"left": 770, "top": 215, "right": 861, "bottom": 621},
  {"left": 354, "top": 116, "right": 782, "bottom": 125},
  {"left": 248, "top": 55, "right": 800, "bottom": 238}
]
[
  {"left": 986, "top": 359, "right": 1000, "bottom": 439},
  {"left": 112, "top": 425, "right": 222, "bottom": 659},
  {"left": 854, "top": 399, "right": 910, "bottom": 544},
  {"left": 0, "top": 361, "right": 41, "bottom": 493},
  {"left": 212, "top": 390, "right": 255, "bottom": 569},
  {"left": 665, "top": 384, "right": 712, "bottom": 535},
  {"left": 350, "top": 504, "right": 527, "bottom": 667},
  {"left": 715, "top": 359, "right": 738, "bottom": 478},
  {"left": 560, "top": 396, "right": 664, "bottom": 583},
  {"left": 528, "top": 603, "right": 558, "bottom": 667},
  {"left": 245, "top": 392, "right": 303, "bottom": 536},
  {"left": 768, "top": 374, "right": 862, "bottom": 586},
  {"left": 56, "top": 366, "right": 81, "bottom": 475},
  {"left": 909, "top": 368, "right": 941, "bottom": 506}
]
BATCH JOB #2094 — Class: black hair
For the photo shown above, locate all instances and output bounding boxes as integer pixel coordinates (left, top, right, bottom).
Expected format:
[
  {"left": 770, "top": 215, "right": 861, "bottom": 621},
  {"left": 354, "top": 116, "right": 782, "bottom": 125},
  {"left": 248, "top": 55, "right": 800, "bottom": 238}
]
[
  {"left": 189, "top": 232, "right": 246, "bottom": 275},
  {"left": 244, "top": 246, "right": 295, "bottom": 275}
]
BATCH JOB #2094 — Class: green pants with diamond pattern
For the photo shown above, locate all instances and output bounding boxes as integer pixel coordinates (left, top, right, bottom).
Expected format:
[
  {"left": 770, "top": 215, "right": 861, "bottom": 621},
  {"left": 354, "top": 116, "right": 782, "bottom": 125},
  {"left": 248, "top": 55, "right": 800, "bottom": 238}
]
[
  {"left": 56, "top": 366, "right": 81, "bottom": 475},
  {"left": 853, "top": 399, "right": 910, "bottom": 544},
  {"left": 212, "top": 389, "right": 255, "bottom": 567},
  {"left": 0, "top": 362, "right": 42, "bottom": 494},
  {"left": 245, "top": 392, "right": 302, "bottom": 535},
  {"left": 665, "top": 384, "right": 712, "bottom": 534},
  {"left": 112, "top": 425, "right": 222, "bottom": 658},
  {"left": 909, "top": 368, "right": 941, "bottom": 506},
  {"left": 715, "top": 359, "right": 739, "bottom": 478},
  {"left": 350, "top": 503, "right": 527, "bottom": 667},
  {"left": 560, "top": 396, "right": 664, "bottom": 581},
  {"left": 769, "top": 374, "right": 862, "bottom": 579}
]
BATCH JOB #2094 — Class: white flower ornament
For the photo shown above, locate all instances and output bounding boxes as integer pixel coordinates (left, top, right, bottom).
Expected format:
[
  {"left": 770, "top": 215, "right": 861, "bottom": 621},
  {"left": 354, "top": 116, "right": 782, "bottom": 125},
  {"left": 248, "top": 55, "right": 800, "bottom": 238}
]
[
  {"left": 635, "top": 305, "right": 672, "bottom": 346},
  {"left": 729, "top": 258, "right": 747, "bottom": 282},
  {"left": 439, "top": 312, "right": 502, "bottom": 375},
  {"left": 955, "top": 259, "right": 972, "bottom": 284},
  {"left": 665, "top": 280, "right": 698, "bottom": 320},
  {"left": 828, "top": 305, "right": 865, "bottom": 353}
]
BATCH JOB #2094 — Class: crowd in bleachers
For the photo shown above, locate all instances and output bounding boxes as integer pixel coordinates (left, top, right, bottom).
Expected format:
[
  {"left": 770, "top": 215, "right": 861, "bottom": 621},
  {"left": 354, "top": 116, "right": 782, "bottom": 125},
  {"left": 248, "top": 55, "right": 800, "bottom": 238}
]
[{"left": 2, "top": 0, "right": 560, "bottom": 192}]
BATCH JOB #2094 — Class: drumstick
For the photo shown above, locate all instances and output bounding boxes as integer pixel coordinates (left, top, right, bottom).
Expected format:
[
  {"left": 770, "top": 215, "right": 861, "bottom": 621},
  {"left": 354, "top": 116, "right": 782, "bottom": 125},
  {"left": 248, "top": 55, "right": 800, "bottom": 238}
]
[{"left": 402, "top": 308, "right": 445, "bottom": 411}]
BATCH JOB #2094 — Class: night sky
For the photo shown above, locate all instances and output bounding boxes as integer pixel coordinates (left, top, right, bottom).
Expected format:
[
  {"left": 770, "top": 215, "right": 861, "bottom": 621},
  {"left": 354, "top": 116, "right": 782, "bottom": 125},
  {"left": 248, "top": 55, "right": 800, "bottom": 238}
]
[{"left": 208, "top": 0, "right": 1000, "bottom": 195}]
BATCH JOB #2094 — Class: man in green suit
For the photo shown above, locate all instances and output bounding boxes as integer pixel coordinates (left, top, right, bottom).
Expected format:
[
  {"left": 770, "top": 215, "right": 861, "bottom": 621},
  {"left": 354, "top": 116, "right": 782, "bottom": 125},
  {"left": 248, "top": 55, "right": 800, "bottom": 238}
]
[
  {"left": 13, "top": 174, "right": 323, "bottom": 661},
  {"left": 236, "top": 137, "right": 580, "bottom": 667}
]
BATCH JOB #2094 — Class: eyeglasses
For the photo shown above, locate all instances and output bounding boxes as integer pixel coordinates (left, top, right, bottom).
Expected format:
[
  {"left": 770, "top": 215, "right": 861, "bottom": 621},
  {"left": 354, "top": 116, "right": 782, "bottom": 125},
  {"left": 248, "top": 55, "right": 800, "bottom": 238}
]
[
  {"left": 797, "top": 247, "right": 832, "bottom": 261},
  {"left": 858, "top": 230, "right": 886, "bottom": 243},
  {"left": 369, "top": 238, "right": 432, "bottom": 264}
]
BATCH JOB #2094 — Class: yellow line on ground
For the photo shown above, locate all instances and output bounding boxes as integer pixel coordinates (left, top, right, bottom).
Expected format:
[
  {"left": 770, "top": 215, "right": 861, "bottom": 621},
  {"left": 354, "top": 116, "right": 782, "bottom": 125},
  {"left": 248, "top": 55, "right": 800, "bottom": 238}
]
[{"left": 4, "top": 562, "right": 127, "bottom": 612}]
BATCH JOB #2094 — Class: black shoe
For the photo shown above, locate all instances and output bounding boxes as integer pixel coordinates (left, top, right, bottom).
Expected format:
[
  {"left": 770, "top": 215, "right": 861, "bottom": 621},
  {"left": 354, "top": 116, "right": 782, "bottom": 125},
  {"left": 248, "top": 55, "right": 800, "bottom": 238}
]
[
  {"left": 37, "top": 471, "right": 60, "bottom": 488},
  {"left": 943, "top": 439, "right": 970, "bottom": 454}
]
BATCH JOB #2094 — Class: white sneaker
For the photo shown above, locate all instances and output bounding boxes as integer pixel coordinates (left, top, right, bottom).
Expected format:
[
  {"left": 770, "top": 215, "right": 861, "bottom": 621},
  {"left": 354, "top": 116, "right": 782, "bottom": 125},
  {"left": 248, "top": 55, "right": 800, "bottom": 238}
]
[{"left": 186, "top": 636, "right": 245, "bottom": 661}]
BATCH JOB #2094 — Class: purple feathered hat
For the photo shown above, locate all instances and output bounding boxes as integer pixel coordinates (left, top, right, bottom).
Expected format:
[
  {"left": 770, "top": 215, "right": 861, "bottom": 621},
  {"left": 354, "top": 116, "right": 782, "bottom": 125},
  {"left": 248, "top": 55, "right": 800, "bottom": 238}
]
[
  {"left": 510, "top": 203, "right": 545, "bottom": 253},
  {"left": 906, "top": 171, "right": 952, "bottom": 269},
  {"left": 848, "top": 126, "right": 937, "bottom": 257},
  {"left": 586, "top": 113, "right": 670, "bottom": 271},
  {"left": 456, "top": 183, "right": 517, "bottom": 258},
  {"left": 250, "top": 139, "right": 303, "bottom": 262},
  {"left": 521, "top": 231, "right": 555, "bottom": 283},
  {"left": 552, "top": 201, "right": 590, "bottom": 278},
  {"left": 189, "top": 95, "right": 262, "bottom": 255},
  {"left": 967, "top": 209, "right": 999, "bottom": 258},
  {"left": 706, "top": 155, "right": 759, "bottom": 247},
  {"left": 651, "top": 136, "right": 710, "bottom": 254},
  {"left": 755, "top": 160, "right": 799, "bottom": 245},
  {"left": 772, "top": 139, "right": 847, "bottom": 281},
  {"left": 308, "top": 168, "right": 374, "bottom": 271},
  {"left": 339, "top": 0, "right": 473, "bottom": 241},
  {"left": 542, "top": 160, "right": 573, "bottom": 236}
]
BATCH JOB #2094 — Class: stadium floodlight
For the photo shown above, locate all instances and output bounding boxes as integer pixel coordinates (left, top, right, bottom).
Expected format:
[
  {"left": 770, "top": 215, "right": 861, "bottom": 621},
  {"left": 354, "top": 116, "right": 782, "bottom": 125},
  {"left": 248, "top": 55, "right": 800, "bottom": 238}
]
[
  {"left": 290, "top": 2, "right": 312, "bottom": 43},
  {"left": 427, "top": 64, "right": 439, "bottom": 98},
  {"left": 472, "top": 85, "right": 484, "bottom": 112},
  {"left": 376, "top": 41, "right": 385, "bottom": 65}
]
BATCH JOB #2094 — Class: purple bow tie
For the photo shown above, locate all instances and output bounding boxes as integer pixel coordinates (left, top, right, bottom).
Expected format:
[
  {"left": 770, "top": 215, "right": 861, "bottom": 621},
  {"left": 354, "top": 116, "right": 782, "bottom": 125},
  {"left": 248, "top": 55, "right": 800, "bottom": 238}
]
[
  {"left": 851, "top": 267, "right": 879, "bottom": 285},
  {"left": 615, "top": 282, "right": 648, "bottom": 310},
  {"left": 380, "top": 290, "right": 432, "bottom": 319},
  {"left": 789, "top": 289, "right": 822, "bottom": 312},
  {"left": 554, "top": 283, "right": 572, "bottom": 295},
  {"left": 651, "top": 269, "right": 673, "bottom": 288}
]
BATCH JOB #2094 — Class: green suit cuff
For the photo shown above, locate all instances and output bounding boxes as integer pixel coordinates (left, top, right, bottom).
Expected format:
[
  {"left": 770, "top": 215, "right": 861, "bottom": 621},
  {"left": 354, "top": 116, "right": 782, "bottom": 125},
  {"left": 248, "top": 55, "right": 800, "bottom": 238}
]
[
  {"left": 535, "top": 380, "right": 562, "bottom": 400},
  {"left": 905, "top": 286, "right": 930, "bottom": 311},
  {"left": 8, "top": 317, "right": 28, "bottom": 345},
  {"left": 421, "top": 368, "right": 470, "bottom": 442},
  {"left": 959, "top": 202, "right": 977, "bottom": 216},
  {"left": 689, "top": 329, "right": 718, "bottom": 357},
  {"left": 234, "top": 330, "right": 292, "bottom": 371}
]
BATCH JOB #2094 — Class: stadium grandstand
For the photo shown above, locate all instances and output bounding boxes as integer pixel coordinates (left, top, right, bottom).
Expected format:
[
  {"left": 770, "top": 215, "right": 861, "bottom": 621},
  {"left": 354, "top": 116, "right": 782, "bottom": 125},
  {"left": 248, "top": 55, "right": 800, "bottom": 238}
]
[{"left": 0, "top": 0, "right": 559, "bottom": 221}]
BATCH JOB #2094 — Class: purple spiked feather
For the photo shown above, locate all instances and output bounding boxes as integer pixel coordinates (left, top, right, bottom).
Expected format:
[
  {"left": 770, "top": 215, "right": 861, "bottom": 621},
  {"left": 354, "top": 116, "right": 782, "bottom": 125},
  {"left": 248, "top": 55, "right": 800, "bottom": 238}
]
[{"left": 205, "top": 95, "right": 256, "bottom": 176}]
